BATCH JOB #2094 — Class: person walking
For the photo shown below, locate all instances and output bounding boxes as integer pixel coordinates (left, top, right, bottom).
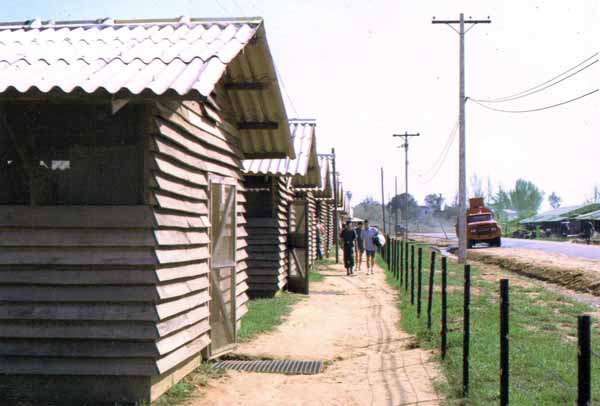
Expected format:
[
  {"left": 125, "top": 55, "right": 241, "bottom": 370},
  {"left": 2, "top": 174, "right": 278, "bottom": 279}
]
[
  {"left": 355, "top": 222, "right": 365, "bottom": 271},
  {"left": 340, "top": 221, "right": 357, "bottom": 276},
  {"left": 316, "top": 221, "right": 325, "bottom": 260},
  {"left": 361, "top": 220, "right": 378, "bottom": 275}
]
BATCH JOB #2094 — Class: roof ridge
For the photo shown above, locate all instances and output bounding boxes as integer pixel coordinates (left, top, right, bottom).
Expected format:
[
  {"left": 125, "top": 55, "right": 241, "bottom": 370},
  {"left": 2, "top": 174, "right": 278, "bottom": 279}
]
[{"left": 0, "top": 16, "right": 263, "bottom": 29}]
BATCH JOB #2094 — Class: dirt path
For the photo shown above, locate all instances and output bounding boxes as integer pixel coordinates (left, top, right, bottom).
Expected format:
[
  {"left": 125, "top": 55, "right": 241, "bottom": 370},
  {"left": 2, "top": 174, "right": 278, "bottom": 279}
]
[{"left": 196, "top": 260, "right": 441, "bottom": 406}]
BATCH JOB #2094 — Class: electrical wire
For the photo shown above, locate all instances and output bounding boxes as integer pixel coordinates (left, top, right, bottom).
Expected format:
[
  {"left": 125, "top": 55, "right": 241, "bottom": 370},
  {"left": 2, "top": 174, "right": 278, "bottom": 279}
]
[
  {"left": 469, "top": 89, "right": 598, "bottom": 113},
  {"left": 213, "top": 0, "right": 231, "bottom": 15},
  {"left": 473, "top": 52, "right": 599, "bottom": 103},
  {"left": 418, "top": 119, "right": 458, "bottom": 177},
  {"left": 472, "top": 59, "right": 598, "bottom": 103},
  {"left": 418, "top": 124, "right": 459, "bottom": 184},
  {"left": 274, "top": 65, "right": 299, "bottom": 117}
]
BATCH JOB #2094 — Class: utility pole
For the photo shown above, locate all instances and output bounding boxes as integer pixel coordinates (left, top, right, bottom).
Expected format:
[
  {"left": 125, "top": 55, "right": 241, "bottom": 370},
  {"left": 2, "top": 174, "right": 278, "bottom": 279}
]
[
  {"left": 331, "top": 148, "right": 339, "bottom": 264},
  {"left": 393, "top": 132, "right": 420, "bottom": 241},
  {"left": 380, "top": 167, "right": 386, "bottom": 234},
  {"left": 394, "top": 176, "right": 399, "bottom": 236},
  {"left": 432, "top": 13, "right": 491, "bottom": 264}
]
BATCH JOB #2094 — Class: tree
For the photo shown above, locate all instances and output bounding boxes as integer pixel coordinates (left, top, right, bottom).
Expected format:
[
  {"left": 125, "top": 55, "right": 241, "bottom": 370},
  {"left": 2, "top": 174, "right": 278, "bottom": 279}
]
[
  {"left": 548, "top": 192, "right": 561, "bottom": 209},
  {"left": 353, "top": 196, "right": 385, "bottom": 226},
  {"left": 509, "top": 179, "right": 544, "bottom": 219},
  {"left": 584, "top": 184, "right": 600, "bottom": 204},
  {"left": 424, "top": 193, "right": 444, "bottom": 212},
  {"left": 469, "top": 173, "right": 484, "bottom": 198},
  {"left": 388, "top": 193, "right": 418, "bottom": 222}
]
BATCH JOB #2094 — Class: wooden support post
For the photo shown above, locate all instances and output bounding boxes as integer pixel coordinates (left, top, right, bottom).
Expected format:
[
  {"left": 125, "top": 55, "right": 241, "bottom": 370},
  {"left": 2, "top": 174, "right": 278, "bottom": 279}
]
[
  {"left": 417, "top": 247, "right": 423, "bottom": 317},
  {"left": 404, "top": 241, "right": 409, "bottom": 292},
  {"left": 410, "top": 244, "right": 415, "bottom": 305},
  {"left": 463, "top": 264, "right": 471, "bottom": 397},
  {"left": 441, "top": 256, "right": 448, "bottom": 360},
  {"left": 578, "top": 314, "right": 591, "bottom": 406},
  {"left": 427, "top": 250, "right": 436, "bottom": 329},
  {"left": 500, "top": 279, "right": 509, "bottom": 406}
]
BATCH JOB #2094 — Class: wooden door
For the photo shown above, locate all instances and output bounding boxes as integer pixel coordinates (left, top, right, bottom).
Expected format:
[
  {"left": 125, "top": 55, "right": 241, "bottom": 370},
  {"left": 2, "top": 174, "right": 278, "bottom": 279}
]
[
  {"left": 209, "top": 181, "right": 237, "bottom": 357},
  {"left": 288, "top": 200, "right": 309, "bottom": 294}
]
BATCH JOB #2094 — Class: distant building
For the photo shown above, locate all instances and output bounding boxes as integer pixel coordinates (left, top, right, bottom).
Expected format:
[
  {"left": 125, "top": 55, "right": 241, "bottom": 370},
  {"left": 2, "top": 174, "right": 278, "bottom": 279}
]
[{"left": 520, "top": 204, "right": 600, "bottom": 235}]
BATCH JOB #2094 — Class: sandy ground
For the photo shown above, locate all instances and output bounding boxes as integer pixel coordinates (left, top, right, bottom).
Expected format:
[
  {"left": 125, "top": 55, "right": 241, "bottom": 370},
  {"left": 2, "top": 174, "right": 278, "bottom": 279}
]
[{"left": 195, "top": 259, "right": 441, "bottom": 406}]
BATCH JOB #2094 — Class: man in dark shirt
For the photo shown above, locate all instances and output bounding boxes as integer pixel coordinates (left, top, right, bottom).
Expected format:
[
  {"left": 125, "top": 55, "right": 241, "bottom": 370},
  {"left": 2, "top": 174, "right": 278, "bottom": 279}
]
[{"left": 340, "top": 221, "right": 357, "bottom": 276}]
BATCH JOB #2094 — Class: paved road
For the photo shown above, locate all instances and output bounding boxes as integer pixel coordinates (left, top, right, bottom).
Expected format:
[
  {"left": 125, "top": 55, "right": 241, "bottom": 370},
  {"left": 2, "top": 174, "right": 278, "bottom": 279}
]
[{"left": 413, "top": 233, "right": 600, "bottom": 261}]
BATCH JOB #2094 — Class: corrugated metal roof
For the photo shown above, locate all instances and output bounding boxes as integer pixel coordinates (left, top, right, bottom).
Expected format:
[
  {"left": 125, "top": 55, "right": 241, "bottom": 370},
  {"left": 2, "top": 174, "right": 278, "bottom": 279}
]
[
  {"left": 0, "top": 17, "right": 295, "bottom": 159},
  {"left": 243, "top": 120, "right": 321, "bottom": 187},
  {"left": 314, "top": 155, "right": 333, "bottom": 199},
  {"left": 577, "top": 209, "right": 600, "bottom": 221},
  {"left": 520, "top": 204, "right": 588, "bottom": 224}
]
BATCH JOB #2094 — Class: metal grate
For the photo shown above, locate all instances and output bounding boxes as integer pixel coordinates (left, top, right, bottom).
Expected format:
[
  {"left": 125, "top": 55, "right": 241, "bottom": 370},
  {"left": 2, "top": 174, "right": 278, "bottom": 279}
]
[{"left": 212, "top": 359, "right": 324, "bottom": 375}]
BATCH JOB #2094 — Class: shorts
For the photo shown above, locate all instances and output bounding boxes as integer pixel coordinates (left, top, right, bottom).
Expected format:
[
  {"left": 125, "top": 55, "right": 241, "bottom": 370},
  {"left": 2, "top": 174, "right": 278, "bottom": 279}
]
[{"left": 366, "top": 250, "right": 376, "bottom": 258}]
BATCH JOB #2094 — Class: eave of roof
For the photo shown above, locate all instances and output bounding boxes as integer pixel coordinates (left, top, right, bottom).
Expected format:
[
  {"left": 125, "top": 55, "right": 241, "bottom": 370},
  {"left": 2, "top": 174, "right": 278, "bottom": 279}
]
[
  {"left": 243, "top": 119, "right": 321, "bottom": 187},
  {"left": 0, "top": 17, "right": 295, "bottom": 159}
]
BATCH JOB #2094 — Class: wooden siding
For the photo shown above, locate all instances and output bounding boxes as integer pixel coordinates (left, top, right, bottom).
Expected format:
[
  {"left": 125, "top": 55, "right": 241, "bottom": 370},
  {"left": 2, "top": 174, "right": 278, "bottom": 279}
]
[
  {"left": 0, "top": 206, "right": 161, "bottom": 380},
  {"left": 150, "top": 99, "right": 248, "bottom": 392},
  {"left": 0, "top": 97, "right": 251, "bottom": 404},
  {"left": 293, "top": 190, "right": 318, "bottom": 268},
  {"left": 244, "top": 175, "right": 293, "bottom": 295}
]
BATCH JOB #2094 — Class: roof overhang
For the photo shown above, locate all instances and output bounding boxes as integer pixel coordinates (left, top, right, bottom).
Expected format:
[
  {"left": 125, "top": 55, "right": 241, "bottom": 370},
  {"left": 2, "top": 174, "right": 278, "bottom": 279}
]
[
  {"left": 243, "top": 119, "right": 321, "bottom": 187},
  {"left": 0, "top": 17, "right": 295, "bottom": 160}
]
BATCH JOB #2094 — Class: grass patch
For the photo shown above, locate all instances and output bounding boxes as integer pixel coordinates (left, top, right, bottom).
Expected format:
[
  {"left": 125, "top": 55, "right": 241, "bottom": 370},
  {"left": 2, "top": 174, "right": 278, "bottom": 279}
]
[
  {"left": 238, "top": 291, "right": 300, "bottom": 342},
  {"left": 378, "top": 245, "right": 600, "bottom": 405},
  {"left": 309, "top": 257, "right": 335, "bottom": 282},
  {"left": 152, "top": 362, "right": 226, "bottom": 406}
]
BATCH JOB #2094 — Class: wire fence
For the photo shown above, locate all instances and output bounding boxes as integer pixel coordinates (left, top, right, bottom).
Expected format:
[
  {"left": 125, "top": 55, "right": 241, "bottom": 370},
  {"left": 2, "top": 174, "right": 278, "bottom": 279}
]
[{"left": 380, "top": 236, "right": 594, "bottom": 405}]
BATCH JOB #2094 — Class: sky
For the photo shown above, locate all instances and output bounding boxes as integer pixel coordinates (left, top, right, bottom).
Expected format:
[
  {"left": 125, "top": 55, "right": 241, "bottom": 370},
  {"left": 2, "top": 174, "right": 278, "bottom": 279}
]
[{"left": 5, "top": 0, "right": 599, "bottom": 212}]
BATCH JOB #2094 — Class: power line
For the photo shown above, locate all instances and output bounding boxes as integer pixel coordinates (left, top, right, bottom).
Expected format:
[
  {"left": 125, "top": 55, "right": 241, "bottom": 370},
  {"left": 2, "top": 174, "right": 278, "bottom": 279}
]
[
  {"left": 474, "top": 52, "right": 599, "bottom": 103},
  {"left": 274, "top": 65, "right": 299, "bottom": 117},
  {"left": 213, "top": 0, "right": 231, "bottom": 15},
  {"left": 418, "top": 126, "right": 458, "bottom": 184},
  {"left": 472, "top": 59, "right": 598, "bottom": 103},
  {"left": 419, "top": 120, "right": 458, "bottom": 177},
  {"left": 469, "top": 89, "right": 599, "bottom": 113}
]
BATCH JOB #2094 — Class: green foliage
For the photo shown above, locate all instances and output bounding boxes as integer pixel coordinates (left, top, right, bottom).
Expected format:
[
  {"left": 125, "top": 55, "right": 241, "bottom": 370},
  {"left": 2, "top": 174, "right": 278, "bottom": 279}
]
[
  {"left": 490, "top": 179, "right": 544, "bottom": 220},
  {"left": 379, "top": 246, "right": 600, "bottom": 404},
  {"left": 548, "top": 191, "right": 561, "bottom": 209},
  {"left": 424, "top": 193, "right": 445, "bottom": 212},
  {"left": 510, "top": 179, "right": 544, "bottom": 218},
  {"left": 238, "top": 292, "right": 300, "bottom": 342}
]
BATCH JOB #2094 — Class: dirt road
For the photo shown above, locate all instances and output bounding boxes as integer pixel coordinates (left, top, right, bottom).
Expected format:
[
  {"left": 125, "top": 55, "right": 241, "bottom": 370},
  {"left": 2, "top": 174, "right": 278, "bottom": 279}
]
[{"left": 197, "top": 260, "right": 441, "bottom": 406}]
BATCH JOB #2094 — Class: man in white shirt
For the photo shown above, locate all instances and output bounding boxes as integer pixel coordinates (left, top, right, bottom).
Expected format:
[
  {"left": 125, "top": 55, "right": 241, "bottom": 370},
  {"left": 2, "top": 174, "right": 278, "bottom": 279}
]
[{"left": 361, "top": 220, "right": 378, "bottom": 275}]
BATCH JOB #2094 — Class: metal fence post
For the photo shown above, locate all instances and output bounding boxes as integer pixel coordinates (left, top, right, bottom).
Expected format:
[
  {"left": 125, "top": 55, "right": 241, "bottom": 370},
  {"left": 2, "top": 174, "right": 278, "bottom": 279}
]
[
  {"left": 463, "top": 264, "right": 471, "bottom": 397},
  {"left": 417, "top": 247, "right": 423, "bottom": 317},
  {"left": 400, "top": 239, "right": 404, "bottom": 285},
  {"left": 396, "top": 240, "right": 400, "bottom": 280},
  {"left": 500, "top": 279, "right": 509, "bottom": 406},
  {"left": 578, "top": 315, "right": 591, "bottom": 406},
  {"left": 404, "top": 241, "right": 409, "bottom": 291},
  {"left": 427, "top": 251, "right": 436, "bottom": 329},
  {"left": 441, "top": 256, "right": 447, "bottom": 359},
  {"left": 410, "top": 245, "right": 415, "bottom": 305}
]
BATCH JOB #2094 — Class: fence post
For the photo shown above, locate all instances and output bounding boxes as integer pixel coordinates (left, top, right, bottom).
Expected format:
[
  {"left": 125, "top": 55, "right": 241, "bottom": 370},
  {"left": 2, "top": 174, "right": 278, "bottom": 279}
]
[
  {"left": 404, "top": 241, "right": 409, "bottom": 291},
  {"left": 463, "top": 264, "right": 471, "bottom": 397},
  {"left": 417, "top": 247, "right": 423, "bottom": 317},
  {"left": 500, "top": 279, "right": 509, "bottom": 406},
  {"left": 427, "top": 251, "right": 436, "bottom": 329},
  {"left": 400, "top": 239, "right": 404, "bottom": 285},
  {"left": 441, "top": 256, "right": 447, "bottom": 360},
  {"left": 394, "top": 239, "right": 398, "bottom": 279},
  {"left": 410, "top": 245, "right": 415, "bottom": 305},
  {"left": 396, "top": 240, "right": 400, "bottom": 280},
  {"left": 578, "top": 315, "right": 591, "bottom": 406}
]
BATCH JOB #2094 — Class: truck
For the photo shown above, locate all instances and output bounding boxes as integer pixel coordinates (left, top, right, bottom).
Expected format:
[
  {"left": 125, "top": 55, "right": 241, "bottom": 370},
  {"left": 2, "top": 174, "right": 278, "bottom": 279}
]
[{"left": 457, "top": 197, "right": 502, "bottom": 248}]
